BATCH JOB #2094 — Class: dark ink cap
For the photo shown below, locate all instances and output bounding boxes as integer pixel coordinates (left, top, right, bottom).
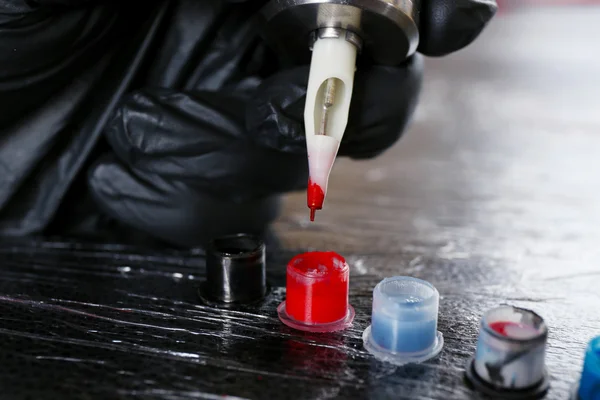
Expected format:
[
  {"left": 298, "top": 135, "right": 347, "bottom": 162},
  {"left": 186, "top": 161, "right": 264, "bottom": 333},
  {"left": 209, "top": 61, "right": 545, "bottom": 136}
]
[{"left": 199, "top": 233, "right": 268, "bottom": 306}]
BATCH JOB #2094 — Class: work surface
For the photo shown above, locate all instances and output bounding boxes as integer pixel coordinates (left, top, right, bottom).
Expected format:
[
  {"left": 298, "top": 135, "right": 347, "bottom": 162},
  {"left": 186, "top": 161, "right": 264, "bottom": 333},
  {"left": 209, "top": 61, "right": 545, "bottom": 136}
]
[{"left": 1, "top": 7, "right": 599, "bottom": 400}]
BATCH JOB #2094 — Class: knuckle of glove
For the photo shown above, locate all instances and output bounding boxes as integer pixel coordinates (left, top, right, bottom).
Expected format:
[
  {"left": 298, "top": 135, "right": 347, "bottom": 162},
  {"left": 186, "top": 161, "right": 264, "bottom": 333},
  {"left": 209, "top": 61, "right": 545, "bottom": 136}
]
[
  {"left": 105, "top": 88, "right": 244, "bottom": 178},
  {"left": 246, "top": 66, "right": 309, "bottom": 155},
  {"left": 419, "top": 0, "right": 498, "bottom": 57},
  {"left": 105, "top": 87, "right": 308, "bottom": 202}
]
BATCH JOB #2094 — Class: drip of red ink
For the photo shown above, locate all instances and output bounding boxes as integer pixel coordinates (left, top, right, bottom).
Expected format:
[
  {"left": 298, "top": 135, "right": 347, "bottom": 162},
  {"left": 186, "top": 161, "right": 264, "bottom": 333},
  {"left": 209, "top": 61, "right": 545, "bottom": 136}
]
[
  {"left": 489, "top": 321, "right": 527, "bottom": 336},
  {"left": 286, "top": 251, "right": 349, "bottom": 324},
  {"left": 307, "top": 179, "right": 325, "bottom": 221}
]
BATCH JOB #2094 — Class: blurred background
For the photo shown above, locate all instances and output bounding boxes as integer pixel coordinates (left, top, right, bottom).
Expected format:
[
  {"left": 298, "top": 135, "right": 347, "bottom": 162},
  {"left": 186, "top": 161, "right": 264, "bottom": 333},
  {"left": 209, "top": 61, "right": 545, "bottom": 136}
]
[{"left": 497, "top": 0, "right": 600, "bottom": 11}]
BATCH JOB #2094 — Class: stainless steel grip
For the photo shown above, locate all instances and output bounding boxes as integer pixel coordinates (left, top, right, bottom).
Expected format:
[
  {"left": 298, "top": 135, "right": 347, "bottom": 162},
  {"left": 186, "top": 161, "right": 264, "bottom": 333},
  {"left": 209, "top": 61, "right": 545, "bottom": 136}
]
[{"left": 260, "top": 0, "right": 420, "bottom": 65}]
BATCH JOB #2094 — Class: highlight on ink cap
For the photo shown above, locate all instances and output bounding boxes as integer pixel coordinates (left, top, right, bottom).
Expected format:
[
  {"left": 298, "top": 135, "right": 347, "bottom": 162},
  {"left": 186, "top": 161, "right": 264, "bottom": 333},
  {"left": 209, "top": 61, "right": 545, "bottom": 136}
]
[
  {"left": 465, "top": 305, "right": 550, "bottom": 399},
  {"left": 277, "top": 251, "right": 354, "bottom": 332},
  {"left": 572, "top": 335, "right": 600, "bottom": 400},
  {"left": 362, "top": 276, "right": 444, "bottom": 366}
]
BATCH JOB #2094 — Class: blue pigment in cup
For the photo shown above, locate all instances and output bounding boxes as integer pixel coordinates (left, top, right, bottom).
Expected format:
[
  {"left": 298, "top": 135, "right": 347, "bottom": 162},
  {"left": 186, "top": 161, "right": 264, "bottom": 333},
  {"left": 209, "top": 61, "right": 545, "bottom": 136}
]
[
  {"left": 362, "top": 276, "right": 443, "bottom": 365},
  {"left": 577, "top": 336, "right": 600, "bottom": 400}
]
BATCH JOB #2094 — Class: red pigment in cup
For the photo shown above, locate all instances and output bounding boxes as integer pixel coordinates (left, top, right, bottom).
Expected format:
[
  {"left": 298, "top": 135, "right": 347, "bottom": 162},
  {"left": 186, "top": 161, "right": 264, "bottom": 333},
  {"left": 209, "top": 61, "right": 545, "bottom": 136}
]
[
  {"left": 489, "top": 321, "right": 541, "bottom": 339},
  {"left": 285, "top": 251, "right": 349, "bottom": 324}
]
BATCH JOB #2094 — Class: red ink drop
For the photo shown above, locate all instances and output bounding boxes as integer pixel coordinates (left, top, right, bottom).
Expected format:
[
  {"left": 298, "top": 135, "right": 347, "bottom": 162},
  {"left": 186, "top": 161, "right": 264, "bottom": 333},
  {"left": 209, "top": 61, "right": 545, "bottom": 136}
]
[
  {"left": 307, "top": 179, "right": 325, "bottom": 222},
  {"left": 489, "top": 321, "right": 527, "bottom": 336},
  {"left": 285, "top": 251, "right": 349, "bottom": 324}
]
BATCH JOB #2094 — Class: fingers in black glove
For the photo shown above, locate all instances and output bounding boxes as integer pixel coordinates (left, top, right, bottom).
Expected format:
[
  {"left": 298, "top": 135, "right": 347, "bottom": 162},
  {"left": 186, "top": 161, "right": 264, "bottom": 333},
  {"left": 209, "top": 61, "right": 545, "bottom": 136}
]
[
  {"left": 343, "top": 55, "right": 423, "bottom": 159},
  {"left": 104, "top": 89, "right": 308, "bottom": 201},
  {"left": 246, "top": 54, "right": 423, "bottom": 159},
  {"left": 418, "top": 0, "right": 498, "bottom": 57},
  {"left": 88, "top": 88, "right": 308, "bottom": 246}
]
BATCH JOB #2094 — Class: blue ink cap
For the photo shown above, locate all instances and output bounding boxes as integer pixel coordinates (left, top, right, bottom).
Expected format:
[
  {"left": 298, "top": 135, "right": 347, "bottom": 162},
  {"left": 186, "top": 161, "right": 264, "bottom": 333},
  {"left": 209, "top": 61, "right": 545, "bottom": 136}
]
[
  {"left": 362, "top": 276, "right": 444, "bottom": 366},
  {"left": 576, "top": 336, "right": 600, "bottom": 400}
]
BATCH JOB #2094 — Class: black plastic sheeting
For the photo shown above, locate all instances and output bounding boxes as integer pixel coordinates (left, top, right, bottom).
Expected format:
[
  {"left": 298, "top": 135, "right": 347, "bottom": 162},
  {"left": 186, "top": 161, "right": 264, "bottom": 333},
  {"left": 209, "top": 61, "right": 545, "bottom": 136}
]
[{"left": 0, "top": 239, "right": 596, "bottom": 399}]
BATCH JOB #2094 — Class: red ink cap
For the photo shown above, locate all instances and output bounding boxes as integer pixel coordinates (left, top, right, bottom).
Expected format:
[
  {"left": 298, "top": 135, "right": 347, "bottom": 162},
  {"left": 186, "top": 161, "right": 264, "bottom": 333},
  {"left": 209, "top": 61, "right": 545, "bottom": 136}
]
[
  {"left": 277, "top": 251, "right": 354, "bottom": 332},
  {"left": 307, "top": 179, "right": 325, "bottom": 221}
]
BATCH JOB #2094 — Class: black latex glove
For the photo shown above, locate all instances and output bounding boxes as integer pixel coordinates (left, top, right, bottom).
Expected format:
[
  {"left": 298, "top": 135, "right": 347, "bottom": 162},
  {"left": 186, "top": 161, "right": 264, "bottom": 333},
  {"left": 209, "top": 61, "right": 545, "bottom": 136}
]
[{"left": 86, "top": 0, "right": 497, "bottom": 246}]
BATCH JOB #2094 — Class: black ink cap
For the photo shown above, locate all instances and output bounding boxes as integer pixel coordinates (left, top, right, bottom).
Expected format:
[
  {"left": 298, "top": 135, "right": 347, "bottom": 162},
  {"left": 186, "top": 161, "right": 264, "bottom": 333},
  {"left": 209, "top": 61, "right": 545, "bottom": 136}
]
[{"left": 199, "top": 233, "right": 267, "bottom": 305}]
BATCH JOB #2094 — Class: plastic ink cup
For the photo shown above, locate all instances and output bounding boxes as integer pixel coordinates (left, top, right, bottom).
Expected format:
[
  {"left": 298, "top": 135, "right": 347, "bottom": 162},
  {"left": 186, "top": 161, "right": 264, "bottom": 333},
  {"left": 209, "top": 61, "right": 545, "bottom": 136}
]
[
  {"left": 465, "top": 305, "right": 549, "bottom": 399},
  {"left": 198, "top": 233, "right": 267, "bottom": 306},
  {"left": 362, "top": 276, "right": 444, "bottom": 366},
  {"left": 277, "top": 251, "right": 354, "bottom": 332},
  {"left": 573, "top": 336, "right": 600, "bottom": 400}
]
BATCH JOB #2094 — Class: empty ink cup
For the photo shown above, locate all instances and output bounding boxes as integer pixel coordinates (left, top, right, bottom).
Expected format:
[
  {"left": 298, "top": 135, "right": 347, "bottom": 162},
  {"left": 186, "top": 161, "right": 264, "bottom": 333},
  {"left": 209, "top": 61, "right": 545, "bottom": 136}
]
[
  {"left": 574, "top": 336, "right": 600, "bottom": 400},
  {"left": 362, "top": 276, "right": 444, "bottom": 366},
  {"left": 198, "top": 233, "right": 267, "bottom": 305},
  {"left": 465, "top": 305, "right": 549, "bottom": 399},
  {"left": 277, "top": 251, "right": 354, "bottom": 332}
]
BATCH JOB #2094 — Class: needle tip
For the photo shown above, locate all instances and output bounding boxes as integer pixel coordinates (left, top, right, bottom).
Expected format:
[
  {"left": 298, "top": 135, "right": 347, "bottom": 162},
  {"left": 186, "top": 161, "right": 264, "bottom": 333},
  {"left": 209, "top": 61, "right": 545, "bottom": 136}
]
[{"left": 310, "top": 208, "right": 316, "bottom": 222}]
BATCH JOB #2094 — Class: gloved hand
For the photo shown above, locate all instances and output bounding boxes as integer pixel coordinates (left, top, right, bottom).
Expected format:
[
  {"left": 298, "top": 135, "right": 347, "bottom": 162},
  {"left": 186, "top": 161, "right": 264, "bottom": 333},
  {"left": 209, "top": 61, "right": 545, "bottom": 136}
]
[
  {"left": 0, "top": 0, "right": 496, "bottom": 246},
  {"left": 86, "top": 0, "right": 497, "bottom": 247}
]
